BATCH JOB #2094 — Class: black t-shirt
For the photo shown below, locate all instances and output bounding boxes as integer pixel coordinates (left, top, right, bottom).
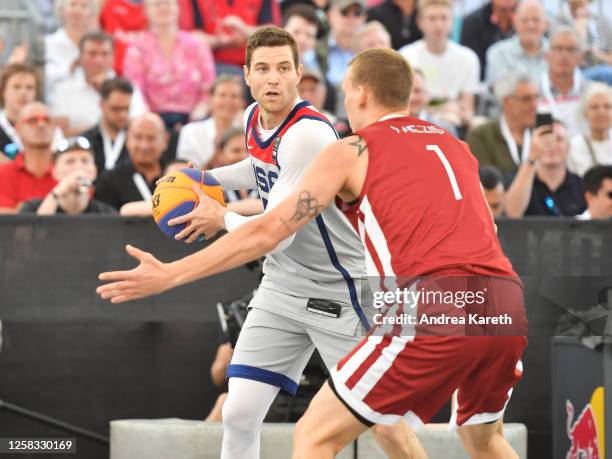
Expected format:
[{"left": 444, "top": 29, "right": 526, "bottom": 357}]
[
  {"left": 367, "top": 0, "right": 422, "bottom": 50},
  {"left": 20, "top": 198, "right": 117, "bottom": 214},
  {"left": 94, "top": 160, "right": 161, "bottom": 210},
  {"left": 525, "top": 171, "right": 587, "bottom": 217},
  {"left": 460, "top": 2, "right": 515, "bottom": 80}
]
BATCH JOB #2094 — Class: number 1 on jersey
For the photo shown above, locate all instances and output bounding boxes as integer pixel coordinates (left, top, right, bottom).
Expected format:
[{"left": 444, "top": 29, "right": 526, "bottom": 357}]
[{"left": 426, "top": 145, "right": 463, "bottom": 200}]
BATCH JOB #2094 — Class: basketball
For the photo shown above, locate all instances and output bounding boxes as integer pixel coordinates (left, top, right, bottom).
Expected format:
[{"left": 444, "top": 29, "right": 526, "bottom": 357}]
[{"left": 152, "top": 168, "right": 226, "bottom": 240}]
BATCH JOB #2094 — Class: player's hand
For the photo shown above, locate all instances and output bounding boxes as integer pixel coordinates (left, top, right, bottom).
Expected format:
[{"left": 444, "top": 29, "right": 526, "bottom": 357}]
[
  {"left": 168, "top": 186, "right": 228, "bottom": 243},
  {"left": 97, "top": 244, "right": 174, "bottom": 303}
]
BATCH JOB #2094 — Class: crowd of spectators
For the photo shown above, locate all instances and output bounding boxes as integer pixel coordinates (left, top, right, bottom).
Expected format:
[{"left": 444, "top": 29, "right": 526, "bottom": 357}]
[{"left": 0, "top": 0, "right": 609, "bottom": 220}]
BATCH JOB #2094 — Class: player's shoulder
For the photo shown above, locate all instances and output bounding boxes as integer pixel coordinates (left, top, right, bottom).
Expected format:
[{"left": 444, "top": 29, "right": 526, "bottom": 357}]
[
  {"left": 243, "top": 102, "right": 258, "bottom": 128},
  {"left": 284, "top": 109, "right": 338, "bottom": 143}
]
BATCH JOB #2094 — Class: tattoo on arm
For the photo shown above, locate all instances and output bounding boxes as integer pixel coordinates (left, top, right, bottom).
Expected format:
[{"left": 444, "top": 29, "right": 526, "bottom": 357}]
[
  {"left": 348, "top": 135, "right": 368, "bottom": 156},
  {"left": 280, "top": 191, "right": 324, "bottom": 230}
]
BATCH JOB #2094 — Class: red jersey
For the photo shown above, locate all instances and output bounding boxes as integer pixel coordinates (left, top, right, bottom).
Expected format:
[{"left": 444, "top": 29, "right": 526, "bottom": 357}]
[
  {"left": 0, "top": 153, "right": 56, "bottom": 209},
  {"left": 100, "top": 0, "right": 148, "bottom": 76},
  {"left": 343, "top": 115, "right": 515, "bottom": 280},
  {"left": 178, "top": 0, "right": 280, "bottom": 66}
]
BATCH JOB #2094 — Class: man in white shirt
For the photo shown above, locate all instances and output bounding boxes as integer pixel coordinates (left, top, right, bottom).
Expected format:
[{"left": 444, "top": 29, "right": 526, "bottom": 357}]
[
  {"left": 538, "top": 25, "right": 590, "bottom": 137},
  {"left": 577, "top": 165, "right": 612, "bottom": 220},
  {"left": 176, "top": 75, "right": 245, "bottom": 168},
  {"left": 399, "top": 0, "right": 480, "bottom": 126},
  {"left": 485, "top": 0, "right": 549, "bottom": 84},
  {"left": 49, "top": 31, "right": 147, "bottom": 136}
]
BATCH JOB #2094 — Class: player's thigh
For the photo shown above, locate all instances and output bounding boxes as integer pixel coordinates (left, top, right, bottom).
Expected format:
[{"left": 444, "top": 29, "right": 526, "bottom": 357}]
[
  {"left": 230, "top": 308, "right": 315, "bottom": 391},
  {"left": 452, "top": 336, "right": 526, "bottom": 428},
  {"left": 306, "top": 324, "right": 362, "bottom": 371},
  {"left": 294, "top": 381, "right": 368, "bottom": 451}
]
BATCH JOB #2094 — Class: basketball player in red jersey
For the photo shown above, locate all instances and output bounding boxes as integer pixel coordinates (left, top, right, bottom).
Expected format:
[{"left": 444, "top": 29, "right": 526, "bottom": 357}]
[{"left": 98, "top": 48, "right": 527, "bottom": 458}]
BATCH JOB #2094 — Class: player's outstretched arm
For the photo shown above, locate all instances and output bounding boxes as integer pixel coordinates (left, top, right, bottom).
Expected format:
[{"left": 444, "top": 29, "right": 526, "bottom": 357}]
[{"left": 96, "top": 138, "right": 360, "bottom": 304}]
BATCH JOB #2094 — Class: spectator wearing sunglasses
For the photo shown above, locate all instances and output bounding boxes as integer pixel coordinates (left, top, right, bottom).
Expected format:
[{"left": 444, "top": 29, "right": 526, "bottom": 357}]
[
  {"left": 315, "top": 0, "right": 366, "bottom": 89},
  {"left": 577, "top": 165, "right": 612, "bottom": 220},
  {"left": 20, "top": 137, "right": 116, "bottom": 215},
  {"left": 505, "top": 120, "right": 587, "bottom": 217},
  {"left": 0, "top": 102, "right": 57, "bottom": 213}
]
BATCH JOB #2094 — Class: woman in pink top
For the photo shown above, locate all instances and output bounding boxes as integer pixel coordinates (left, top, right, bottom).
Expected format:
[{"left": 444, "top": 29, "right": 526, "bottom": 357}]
[{"left": 123, "top": 0, "right": 215, "bottom": 131}]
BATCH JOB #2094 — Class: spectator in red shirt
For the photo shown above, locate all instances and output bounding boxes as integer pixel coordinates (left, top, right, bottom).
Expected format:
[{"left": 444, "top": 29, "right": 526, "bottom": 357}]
[
  {"left": 99, "top": 0, "right": 148, "bottom": 75},
  {"left": 0, "top": 102, "right": 57, "bottom": 213},
  {"left": 178, "top": 0, "right": 280, "bottom": 74}
]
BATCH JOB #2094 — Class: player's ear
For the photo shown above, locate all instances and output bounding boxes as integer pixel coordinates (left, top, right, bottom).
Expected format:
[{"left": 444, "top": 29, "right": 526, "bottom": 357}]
[
  {"left": 296, "top": 63, "right": 303, "bottom": 82},
  {"left": 243, "top": 65, "right": 251, "bottom": 87},
  {"left": 357, "top": 85, "right": 367, "bottom": 107}
]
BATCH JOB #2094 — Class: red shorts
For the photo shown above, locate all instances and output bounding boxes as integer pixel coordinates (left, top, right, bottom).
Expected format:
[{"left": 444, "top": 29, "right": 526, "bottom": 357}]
[{"left": 329, "top": 335, "right": 526, "bottom": 428}]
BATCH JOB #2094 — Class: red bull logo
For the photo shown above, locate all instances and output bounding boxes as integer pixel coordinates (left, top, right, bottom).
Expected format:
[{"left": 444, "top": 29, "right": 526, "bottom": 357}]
[{"left": 566, "top": 387, "right": 605, "bottom": 459}]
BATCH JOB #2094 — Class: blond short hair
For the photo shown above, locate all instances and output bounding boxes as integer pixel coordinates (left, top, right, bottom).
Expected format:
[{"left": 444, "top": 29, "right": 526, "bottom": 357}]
[{"left": 349, "top": 48, "right": 413, "bottom": 110}]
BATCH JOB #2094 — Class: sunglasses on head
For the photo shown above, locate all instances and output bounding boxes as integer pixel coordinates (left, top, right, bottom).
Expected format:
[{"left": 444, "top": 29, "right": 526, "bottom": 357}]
[{"left": 55, "top": 136, "right": 92, "bottom": 154}]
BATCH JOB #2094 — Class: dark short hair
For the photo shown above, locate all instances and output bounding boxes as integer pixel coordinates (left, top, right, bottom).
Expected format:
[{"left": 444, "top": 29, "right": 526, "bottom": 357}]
[
  {"left": 479, "top": 165, "right": 504, "bottom": 191},
  {"left": 79, "top": 31, "right": 114, "bottom": 52},
  {"left": 100, "top": 77, "right": 134, "bottom": 100},
  {"left": 0, "top": 63, "right": 40, "bottom": 106},
  {"left": 282, "top": 4, "right": 321, "bottom": 32},
  {"left": 245, "top": 26, "right": 299, "bottom": 70},
  {"left": 583, "top": 165, "right": 612, "bottom": 195}
]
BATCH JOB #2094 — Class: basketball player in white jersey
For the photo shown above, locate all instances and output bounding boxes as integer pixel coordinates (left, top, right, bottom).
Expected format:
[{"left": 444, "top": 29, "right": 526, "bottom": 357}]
[{"left": 98, "top": 27, "right": 425, "bottom": 459}]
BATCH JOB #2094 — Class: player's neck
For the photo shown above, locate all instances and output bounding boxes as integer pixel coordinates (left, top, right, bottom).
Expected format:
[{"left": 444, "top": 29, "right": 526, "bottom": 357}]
[{"left": 258, "top": 103, "right": 294, "bottom": 130}]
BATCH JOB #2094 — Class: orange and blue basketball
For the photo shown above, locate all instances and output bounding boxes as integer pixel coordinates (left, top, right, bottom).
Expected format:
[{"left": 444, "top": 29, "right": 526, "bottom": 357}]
[{"left": 152, "top": 168, "right": 226, "bottom": 240}]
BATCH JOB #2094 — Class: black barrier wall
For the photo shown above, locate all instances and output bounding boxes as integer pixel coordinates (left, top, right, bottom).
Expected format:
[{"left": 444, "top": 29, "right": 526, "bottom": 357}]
[
  {"left": 0, "top": 216, "right": 261, "bottom": 458},
  {"left": 1, "top": 216, "right": 611, "bottom": 458}
]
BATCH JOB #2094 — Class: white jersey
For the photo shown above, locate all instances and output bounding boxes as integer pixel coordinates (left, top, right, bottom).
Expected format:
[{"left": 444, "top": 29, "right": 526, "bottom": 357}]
[{"left": 210, "top": 99, "right": 370, "bottom": 333}]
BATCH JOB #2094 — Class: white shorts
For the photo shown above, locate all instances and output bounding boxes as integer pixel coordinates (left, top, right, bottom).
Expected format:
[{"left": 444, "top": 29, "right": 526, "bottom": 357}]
[{"left": 227, "top": 294, "right": 364, "bottom": 395}]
